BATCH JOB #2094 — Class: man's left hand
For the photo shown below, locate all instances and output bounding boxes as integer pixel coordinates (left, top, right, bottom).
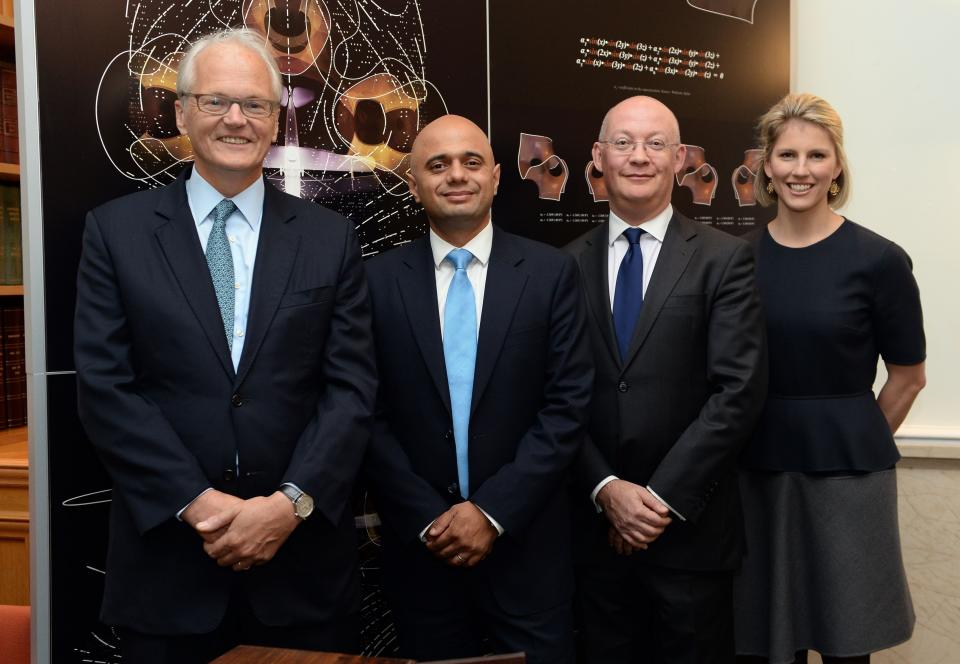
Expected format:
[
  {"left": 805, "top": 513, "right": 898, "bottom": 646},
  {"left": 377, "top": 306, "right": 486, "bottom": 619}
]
[
  {"left": 196, "top": 492, "right": 300, "bottom": 571},
  {"left": 425, "top": 501, "right": 498, "bottom": 567}
]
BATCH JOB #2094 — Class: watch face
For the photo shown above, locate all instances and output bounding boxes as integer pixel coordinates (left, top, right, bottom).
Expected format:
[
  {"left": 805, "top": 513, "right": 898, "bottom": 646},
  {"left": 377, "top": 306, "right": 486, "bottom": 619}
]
[{"left": 295, "top": 493, "right": 314, "bottom": 519}]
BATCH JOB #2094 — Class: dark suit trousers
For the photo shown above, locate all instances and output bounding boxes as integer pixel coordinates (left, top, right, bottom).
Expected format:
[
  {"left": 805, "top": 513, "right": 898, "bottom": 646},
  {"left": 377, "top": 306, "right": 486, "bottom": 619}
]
[
  {"left": 117, "top": 586, "right": 360, "bottom": 664},
  {"left": 390, "top": 567, "right": 574, "bottom": 664},
  {"left": 576, "top": 549, "right": 734, "bottom": 664}
]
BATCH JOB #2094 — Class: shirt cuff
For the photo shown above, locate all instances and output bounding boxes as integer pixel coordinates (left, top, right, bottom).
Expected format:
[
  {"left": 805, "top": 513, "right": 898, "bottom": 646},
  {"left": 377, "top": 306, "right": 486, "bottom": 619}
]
[
  {"left": 419, "top": 520, "right": 434, "bottom": 542},
  {"left": 176, "top": 487, "right": 213, "bottom": 521},
  {"left": 646, "top": 485, "right": 686, "bottom": 522},
  {"left": 476, "top": 505, "right": 505, "bottom": 536},
  {"left": 418, "top": 504, "right": 505, "bottom": 541},
  {"left": 591, "top": 475, "right": 618, "bottom": 512}
]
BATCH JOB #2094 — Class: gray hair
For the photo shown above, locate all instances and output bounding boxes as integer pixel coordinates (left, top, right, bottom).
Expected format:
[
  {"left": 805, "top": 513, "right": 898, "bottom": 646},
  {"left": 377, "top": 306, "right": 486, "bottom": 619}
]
[{"left": 176, "top": 29, "right": 283, "bottom": 102}]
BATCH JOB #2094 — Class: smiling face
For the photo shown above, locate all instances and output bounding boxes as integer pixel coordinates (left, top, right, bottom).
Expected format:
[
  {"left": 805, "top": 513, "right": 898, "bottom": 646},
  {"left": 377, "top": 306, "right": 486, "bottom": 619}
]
[
  {"left": 764, "top": 119, "right": 843, "bottom": 214},
  {"left": 592, "top": 96, "right": 686, "bottom": 224},
  {"left": 406, "top": 115, "right": 500, "bottom": 240},
  {"left": 175, "top": 42, "right": 280, "bottom": 196}
]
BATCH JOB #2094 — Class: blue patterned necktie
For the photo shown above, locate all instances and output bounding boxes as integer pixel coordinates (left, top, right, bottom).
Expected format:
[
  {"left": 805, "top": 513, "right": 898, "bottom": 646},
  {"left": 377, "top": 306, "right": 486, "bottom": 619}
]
[
  {"left": 443, "top": 248, "right": 477, "bottom": 499},
  {"left": 612, "top": 227, "right": 646, "bottom": 360},
  {"left": 206, "top": 199, "right": 238, "bottom": 350}
]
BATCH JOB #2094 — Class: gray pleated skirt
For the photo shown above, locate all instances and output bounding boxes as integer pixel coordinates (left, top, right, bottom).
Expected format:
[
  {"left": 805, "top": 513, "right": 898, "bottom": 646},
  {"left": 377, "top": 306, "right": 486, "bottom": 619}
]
[{"left": 733, "top": 468, "right": 914, "bottom": 663}]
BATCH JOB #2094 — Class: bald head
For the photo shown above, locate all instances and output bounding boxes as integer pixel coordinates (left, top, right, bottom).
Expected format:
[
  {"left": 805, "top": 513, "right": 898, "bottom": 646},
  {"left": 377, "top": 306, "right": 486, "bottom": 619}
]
[
  {"left": 406, "top": 114, "right": 500, "bottom": 243},
  {"left": 599, "top": 96, "right": 681, "bottom": 144},
  {"left": 410, "top": 115, "right": 495, "bottom": 166},
  {"left": 592, "top": 95, "right": 686, "bottom": 224}
]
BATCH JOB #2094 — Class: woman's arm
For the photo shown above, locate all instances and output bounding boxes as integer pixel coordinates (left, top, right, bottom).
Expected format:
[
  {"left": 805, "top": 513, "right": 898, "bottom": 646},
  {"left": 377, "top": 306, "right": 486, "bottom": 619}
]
[{"left": 877, "top": 362, "right": 927, "bottom": 433}]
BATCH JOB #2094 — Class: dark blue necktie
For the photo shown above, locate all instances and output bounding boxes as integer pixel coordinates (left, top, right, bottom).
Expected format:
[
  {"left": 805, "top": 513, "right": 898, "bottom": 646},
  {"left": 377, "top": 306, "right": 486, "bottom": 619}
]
[{"left": 612, "top": 227, "right": 646, "bottom": 360}]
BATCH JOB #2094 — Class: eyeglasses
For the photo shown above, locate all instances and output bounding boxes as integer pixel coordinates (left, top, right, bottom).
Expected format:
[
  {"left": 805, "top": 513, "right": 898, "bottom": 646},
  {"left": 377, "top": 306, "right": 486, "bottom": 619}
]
[
  {"left": 182, "top": 93, "right": 280, "bottom": 119},
  {"left": 598, "top": 137, "right": 678, "bottom": 154}
]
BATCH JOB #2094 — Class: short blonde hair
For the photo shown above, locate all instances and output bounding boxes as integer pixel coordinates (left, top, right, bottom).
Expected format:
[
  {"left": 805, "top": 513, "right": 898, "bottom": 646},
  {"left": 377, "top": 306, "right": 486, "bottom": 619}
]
[{"left": 754, "top": 93, "right": 850, "bottom": 208}]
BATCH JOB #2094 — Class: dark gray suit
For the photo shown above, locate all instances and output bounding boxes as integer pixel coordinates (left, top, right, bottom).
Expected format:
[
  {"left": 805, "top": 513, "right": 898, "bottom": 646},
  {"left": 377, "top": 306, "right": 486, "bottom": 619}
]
[{"left": 568, "top": 212, "right": 767, "bottom": 662}]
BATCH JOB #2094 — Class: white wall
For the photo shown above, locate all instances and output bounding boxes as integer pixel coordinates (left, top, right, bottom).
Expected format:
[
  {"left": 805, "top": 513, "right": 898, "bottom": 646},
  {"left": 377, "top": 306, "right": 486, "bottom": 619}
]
[{"left": 793, "top": 0, "right": 960, "bottom": 445}]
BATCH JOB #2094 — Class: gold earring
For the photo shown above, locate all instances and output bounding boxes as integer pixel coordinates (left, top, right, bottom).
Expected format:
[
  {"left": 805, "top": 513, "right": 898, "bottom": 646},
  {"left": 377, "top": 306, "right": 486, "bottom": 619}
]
[
  {"left": 829, "top": 180, "right": 840, "bottom": 197},
  {"left": 766, "top": 181, "right": 775, "bottom": 194}
]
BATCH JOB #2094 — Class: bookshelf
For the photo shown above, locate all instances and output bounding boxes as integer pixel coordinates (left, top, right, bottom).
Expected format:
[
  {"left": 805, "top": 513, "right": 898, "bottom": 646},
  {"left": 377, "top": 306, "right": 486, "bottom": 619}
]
[{"left": 0, "top": 5, "right": 27, "bottom": 607}]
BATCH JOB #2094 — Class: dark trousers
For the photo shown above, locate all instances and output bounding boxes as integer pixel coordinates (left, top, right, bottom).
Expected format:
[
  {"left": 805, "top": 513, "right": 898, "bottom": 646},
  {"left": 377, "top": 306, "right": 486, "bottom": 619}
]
[
  {"left": 117, "top": 587, "right": 360, "bottom": 664},
  {"left": 576, "top": 557, "right": 735, "bottom": 664},
  {"left": 390, "top": 572, "right": 574, "bottom": 664}
]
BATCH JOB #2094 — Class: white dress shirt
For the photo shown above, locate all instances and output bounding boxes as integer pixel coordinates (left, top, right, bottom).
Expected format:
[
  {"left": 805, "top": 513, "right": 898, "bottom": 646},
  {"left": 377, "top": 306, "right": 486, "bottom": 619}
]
[
  {"left": 419, "top": 221, "right": 504, "bottom": 537},
  {"left": 178, "top": 172, "right": 293, "bottom": 520},
  {"left": 186, "top": 170, "right": 264, "bottom": 371},
  {"left": 592, "top": 205, "right": 686, "bottom": 521}
]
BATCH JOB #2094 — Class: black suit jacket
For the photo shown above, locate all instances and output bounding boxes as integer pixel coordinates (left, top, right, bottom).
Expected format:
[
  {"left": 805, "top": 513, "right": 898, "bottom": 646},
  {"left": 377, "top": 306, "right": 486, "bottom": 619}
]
[
  {"left": 364, "top": 226, "right": 592, "bottom": 615},
  {"left": 74, "top": 168, "right": 377, "bottom": 633},
  {"left": 567, "top": 212, "right": 767, "bottom": 571}
]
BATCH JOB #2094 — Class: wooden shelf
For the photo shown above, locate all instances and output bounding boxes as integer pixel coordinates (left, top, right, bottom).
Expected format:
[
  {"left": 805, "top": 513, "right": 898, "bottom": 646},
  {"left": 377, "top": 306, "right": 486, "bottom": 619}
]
[
  {"left": 0, "top": 161, "right": 18, "bottom": 182},
  {"left": 0, "top": 425, "right": 27, "bottom": 464},
  {"left": 0, "top": 17, "right": 11, "bottom": 53},
  {"left": 0, "top": 285, "right": 22, "bottom": 296}
]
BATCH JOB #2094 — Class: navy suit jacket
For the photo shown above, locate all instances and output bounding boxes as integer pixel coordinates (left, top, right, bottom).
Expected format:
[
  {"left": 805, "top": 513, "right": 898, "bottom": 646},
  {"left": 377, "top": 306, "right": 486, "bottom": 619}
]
[
  {"left": 74, "top": 168, "right": 377, "bottom": 633},
  {"left": 567, "top": 212, "right": 767, "bottom": 571},
  {"left": 364, "top": 226, "right": 592, "bottom": 615}
]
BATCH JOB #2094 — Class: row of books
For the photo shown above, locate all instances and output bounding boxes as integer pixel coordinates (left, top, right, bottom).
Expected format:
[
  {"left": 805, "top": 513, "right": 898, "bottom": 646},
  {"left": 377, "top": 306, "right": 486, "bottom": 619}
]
[
  {"left": 0, "top": 60, "right": 15, "bottom": 165},
  {"left": 0, "top": 184, "right": 19, "bottom": 284},
  {"left": 0, "top": 302, "right": 25, "bottom": 428}
]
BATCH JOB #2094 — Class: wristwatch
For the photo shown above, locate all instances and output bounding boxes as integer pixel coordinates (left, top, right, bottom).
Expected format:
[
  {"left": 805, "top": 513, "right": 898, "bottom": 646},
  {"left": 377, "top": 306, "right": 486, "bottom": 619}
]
[{"left": 279, "top": 485, "right": 314, "bottom": 520}]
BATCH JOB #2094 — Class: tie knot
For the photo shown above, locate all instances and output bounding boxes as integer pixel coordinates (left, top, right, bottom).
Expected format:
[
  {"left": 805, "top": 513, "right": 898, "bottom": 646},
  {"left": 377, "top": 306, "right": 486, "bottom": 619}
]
[
  {"left": 212, "top": 199, "right": 238, "bottom": 226},
  {"left": 623, "top": 227, "right": 645, "bottom": 245},
  {"left": 446, "top": 248, "right": 473, "bottom": 271}
]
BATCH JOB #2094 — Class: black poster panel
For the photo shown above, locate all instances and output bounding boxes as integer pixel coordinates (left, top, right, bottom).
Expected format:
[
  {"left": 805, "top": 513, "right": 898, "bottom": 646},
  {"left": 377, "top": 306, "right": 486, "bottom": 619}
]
[
  {"left": 489, "top": 0, "right": 790, "bottom": 246},
  {"left": 35, "top": 1, "right": 486, "bottom": 660}
]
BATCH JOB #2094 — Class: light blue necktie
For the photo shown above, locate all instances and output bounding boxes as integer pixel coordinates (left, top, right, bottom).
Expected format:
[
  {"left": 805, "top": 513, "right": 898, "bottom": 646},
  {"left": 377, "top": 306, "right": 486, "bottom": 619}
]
[
  {"left": 443, "top": 248, "right": 477, "bottom": 499},
  {"left": 613, "top": 227, "right": 646, "bottom": 360},
  {"left": 206, "top": 199, "right": 237, "bottom": 350}
]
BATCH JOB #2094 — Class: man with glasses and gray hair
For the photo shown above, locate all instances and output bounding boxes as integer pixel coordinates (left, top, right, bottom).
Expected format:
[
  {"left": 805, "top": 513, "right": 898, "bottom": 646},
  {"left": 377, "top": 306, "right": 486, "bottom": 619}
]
[
  {"left": 567, "top": 95, "right": 767, "bottom": 662},
  {"left": 74, "top": 29, "right": 376, "bottom": 662}
]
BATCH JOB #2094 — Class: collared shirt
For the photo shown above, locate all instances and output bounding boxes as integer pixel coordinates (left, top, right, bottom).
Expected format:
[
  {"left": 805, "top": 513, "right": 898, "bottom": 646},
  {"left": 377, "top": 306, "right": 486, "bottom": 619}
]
[
  {"left": 421, "top": 220, "right": 504, "bottom": 537},
  {"left": 593, "top": 204, "right": 686, "bottom": 521},
  {"left": 186, "top": 170, "right": 264, "bottom": 371},
  {"left": 178, "top": 172, "right": 271, "bottom": 520},
  {"left": 429, "top": 220, "right": 493, "bottom": 337},
  {"left": 606, "top": 204, "right": 672, "bottom": 309}
]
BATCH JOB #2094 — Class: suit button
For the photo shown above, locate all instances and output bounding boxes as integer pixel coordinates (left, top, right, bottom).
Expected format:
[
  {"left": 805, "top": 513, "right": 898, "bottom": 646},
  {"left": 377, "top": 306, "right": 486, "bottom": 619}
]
[
  {"left": 231, "top": 394, "right": 243, "bottom": 407},
  {"left": 444, "top": 430, "right": 453, "bottom": 441},
  {"left": 222, "top": 469, "right": 236, "bottom": 481},
  {"left": 618, "top": 380, "right": 629, "bottom": 393},
  {"left": 447, "top": 483, "right": 459, "bottom": 495}
]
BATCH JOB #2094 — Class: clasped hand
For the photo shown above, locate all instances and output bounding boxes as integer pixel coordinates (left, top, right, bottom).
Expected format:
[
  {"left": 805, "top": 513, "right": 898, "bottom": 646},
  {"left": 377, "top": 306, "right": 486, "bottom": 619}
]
[
  {"left": 597, "top": 479, "right": 672, "bottom": 554},
  {"left": 425, "top": 501, "right": 498, "bottom": 568},
  {"left": 182, "top": 489, "right": 299, "bottom": 571}
]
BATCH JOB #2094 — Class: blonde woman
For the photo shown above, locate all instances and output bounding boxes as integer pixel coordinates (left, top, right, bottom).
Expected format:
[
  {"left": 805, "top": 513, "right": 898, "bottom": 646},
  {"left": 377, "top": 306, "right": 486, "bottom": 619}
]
[{"left": 734, "top": 93, "right": 926, "bottom": 664}]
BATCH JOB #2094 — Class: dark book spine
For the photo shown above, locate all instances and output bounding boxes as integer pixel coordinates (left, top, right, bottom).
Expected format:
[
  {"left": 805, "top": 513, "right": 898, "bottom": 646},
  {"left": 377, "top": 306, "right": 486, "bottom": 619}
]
[
  {"left": 0, "top": 62, "right": 17, "bottom": 165},
  {"left": 5, "top": 185, "right": 20, "bottom": 284},
  {"left": 2, "top": 304, "right": 24, "bottom": 427}
]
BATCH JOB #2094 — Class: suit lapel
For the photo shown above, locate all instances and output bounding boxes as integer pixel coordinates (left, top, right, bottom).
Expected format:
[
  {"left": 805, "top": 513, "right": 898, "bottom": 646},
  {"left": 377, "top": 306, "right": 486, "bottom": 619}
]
[
  {"left": 621, "top": 212, "right": 697, "bottom": 367},
  {"left": 472, "top": 228, "right": 527, "bottom": 414},
  {"left": 397, "top": 237, "right": 452, "bottom": 414},
  {"left": 235, "top": 181, "right": 299, "bottom": 386},
  {"left": 578, "top": 224, "right": 621, "bottom": 367},
  {"left": 154, "top": 170, "right": 235, "bottom": 380}
]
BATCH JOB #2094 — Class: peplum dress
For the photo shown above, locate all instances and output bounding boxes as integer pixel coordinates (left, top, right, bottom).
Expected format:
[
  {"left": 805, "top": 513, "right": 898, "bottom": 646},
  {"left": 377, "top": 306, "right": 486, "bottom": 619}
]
[{"left": 733, "top": 219, "right": 925, "bottom": 663}]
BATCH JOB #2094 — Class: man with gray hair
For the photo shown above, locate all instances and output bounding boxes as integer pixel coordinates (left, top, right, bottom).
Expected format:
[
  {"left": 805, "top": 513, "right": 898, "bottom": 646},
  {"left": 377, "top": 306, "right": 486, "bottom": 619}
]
[{"left": 75, "top": 29, "right": 376, "bottom": 662}]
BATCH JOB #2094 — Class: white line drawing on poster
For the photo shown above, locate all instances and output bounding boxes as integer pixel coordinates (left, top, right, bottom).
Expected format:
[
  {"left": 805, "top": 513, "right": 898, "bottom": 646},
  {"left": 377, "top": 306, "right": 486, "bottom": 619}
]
[{"left": 686, "top": 0, "right": 759, "bottom": 25}]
